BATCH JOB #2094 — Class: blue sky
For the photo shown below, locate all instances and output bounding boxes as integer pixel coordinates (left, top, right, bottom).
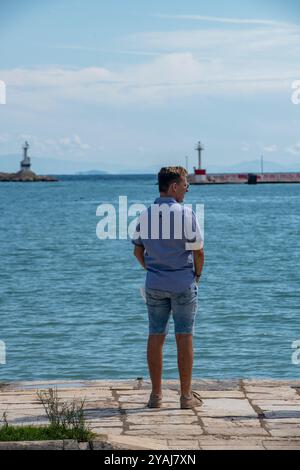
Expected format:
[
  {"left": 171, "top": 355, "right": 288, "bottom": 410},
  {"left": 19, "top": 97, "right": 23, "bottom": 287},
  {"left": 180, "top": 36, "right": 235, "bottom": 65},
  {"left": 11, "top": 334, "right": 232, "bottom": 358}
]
[{"left": 0, "top": 0, "right": 300, "bottom": 173}]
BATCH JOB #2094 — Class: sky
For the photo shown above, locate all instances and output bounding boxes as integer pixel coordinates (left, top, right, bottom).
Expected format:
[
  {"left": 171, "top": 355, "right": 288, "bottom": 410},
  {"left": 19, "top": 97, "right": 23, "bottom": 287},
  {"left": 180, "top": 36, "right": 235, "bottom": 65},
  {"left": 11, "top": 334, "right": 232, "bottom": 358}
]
[{"left": 0, "top": 0, "right": 300, "bottom": 173}]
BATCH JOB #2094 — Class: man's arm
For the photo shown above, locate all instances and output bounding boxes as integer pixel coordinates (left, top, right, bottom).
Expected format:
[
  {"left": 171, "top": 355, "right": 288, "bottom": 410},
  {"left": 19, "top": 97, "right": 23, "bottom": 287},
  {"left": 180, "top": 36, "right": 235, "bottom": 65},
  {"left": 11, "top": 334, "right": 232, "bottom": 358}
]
[
  {"left": 134, "top": 244, "right": 146, "bottom": 270},
  {"left": 193, "top": 248, "right": 204, "bottom": 282}
]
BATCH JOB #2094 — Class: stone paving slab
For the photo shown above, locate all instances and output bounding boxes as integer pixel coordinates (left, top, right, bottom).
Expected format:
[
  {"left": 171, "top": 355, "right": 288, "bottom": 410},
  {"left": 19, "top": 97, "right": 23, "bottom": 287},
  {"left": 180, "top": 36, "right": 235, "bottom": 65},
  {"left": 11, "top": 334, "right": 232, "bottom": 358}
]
[
  {"left": 262, "top": 439, "right": 300, "bottom": 450},
  {"left": 119, "top": 401, "right": 179, "bottom": 410},
  {"left": 168, "top": 440, "right": 201, "bottom": 450},
  {"left": 196, "top": 398, "right": 258, "bottom": 418},
  {"left": 244, "top": 385, "right": 298, "bottom": 396},
  {"left": 126, "top": 414, "right": 197, "bottom": 425},
  {"left": 198, "top": 391, "right": 245, "bottom": 399},
  {"left": 1, "top": 379, "right": 300, "bottom": 450},
  {"left": 91, "top": 427, "right": 124, "bottom": 435},
  {"left": 125, "top": 424, "right": 204, "bottom": 437},
  {"left": 201, "top": 417, "right": 269, "bottom": 437},
  {"left": 199, "top": 439, "right": 265, "bottom": 450}
]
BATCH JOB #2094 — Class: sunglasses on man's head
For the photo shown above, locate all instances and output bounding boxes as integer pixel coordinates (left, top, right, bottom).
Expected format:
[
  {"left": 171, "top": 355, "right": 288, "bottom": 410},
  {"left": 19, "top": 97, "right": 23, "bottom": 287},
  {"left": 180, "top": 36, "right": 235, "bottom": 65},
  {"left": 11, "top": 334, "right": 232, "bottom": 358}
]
[{"left": 155, "top": 182, "right": 190, "bottom": 189}]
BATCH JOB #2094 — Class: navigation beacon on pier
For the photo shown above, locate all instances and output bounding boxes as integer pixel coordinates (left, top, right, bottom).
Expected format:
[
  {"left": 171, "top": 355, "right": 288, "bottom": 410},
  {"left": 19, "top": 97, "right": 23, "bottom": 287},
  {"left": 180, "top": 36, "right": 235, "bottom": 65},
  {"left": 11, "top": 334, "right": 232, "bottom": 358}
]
[
  {"left": 188, "top": 140, "right": 300, "bottom": 185},
  {"left": 20, "top": 141, "right": 31, "bottom": 173},
  {"left": 192, "top": 141, "right": 207, "bottom": 183},
  {"left": 0, "top": 141, "right": 58, "bottom": 181}
]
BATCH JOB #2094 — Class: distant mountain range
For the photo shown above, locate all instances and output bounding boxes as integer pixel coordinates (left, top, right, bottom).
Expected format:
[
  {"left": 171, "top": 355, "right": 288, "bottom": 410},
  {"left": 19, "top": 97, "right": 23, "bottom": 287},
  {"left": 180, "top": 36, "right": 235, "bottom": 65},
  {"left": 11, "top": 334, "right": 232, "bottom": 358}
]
[
  {"left": 0, "top": 154, "right": 111, "bottom": 175},
  {"left": 0, "top": 154, "right": 299, "bottom": 175},
  {"left": 206, "top": 160, "right": 300, "bottom": 173},
  {"left": 76, "top": 170, "right": 108, "bottom": 175}
]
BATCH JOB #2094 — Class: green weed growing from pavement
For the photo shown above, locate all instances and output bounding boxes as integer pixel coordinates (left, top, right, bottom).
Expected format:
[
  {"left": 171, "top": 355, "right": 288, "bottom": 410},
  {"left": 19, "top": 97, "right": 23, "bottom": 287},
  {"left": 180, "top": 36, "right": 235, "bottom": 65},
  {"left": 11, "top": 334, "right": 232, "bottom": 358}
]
[
  {"left": 0, "top": 412, "right": 8, "bottom": 429},
  {"left": 0, "top": 388, "right": 94, "bottom": 442},
  {"left": 36, "top": 388, "right": 93, "bottom": 442}
]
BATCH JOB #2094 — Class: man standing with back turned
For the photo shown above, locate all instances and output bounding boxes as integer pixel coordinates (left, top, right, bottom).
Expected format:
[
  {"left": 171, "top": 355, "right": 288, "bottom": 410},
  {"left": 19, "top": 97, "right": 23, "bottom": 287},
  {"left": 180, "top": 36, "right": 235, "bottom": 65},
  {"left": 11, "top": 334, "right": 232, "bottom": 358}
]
[{"left": 132, "top": 167, "right": 205, "bottom": 409}]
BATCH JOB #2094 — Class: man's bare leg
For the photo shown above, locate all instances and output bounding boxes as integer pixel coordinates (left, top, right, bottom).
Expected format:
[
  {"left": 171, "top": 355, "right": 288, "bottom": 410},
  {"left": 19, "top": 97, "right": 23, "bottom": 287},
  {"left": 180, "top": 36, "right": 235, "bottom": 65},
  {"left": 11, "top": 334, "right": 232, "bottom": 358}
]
[
  {"left": 176, "top": 334, "right": 194, "bottom": 396},
  {"left": 147, "top": 334, "right": 166, "bottom": 395}
]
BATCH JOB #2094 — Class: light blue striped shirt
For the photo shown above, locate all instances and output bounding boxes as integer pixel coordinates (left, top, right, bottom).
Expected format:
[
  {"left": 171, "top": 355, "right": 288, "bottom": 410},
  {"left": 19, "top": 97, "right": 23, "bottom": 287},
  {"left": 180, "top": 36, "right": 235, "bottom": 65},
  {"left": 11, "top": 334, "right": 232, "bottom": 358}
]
[{"left": 132, "top": 197, "right": 203, "bottom": 293}]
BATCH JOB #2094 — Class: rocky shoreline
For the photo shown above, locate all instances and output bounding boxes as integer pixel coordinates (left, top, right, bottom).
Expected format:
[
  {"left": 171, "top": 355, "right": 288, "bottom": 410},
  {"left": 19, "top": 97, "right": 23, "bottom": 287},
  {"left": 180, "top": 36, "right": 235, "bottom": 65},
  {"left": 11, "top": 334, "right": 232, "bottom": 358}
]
[{"left": 0, "top": 170, "right": 58, "bottom": 182}]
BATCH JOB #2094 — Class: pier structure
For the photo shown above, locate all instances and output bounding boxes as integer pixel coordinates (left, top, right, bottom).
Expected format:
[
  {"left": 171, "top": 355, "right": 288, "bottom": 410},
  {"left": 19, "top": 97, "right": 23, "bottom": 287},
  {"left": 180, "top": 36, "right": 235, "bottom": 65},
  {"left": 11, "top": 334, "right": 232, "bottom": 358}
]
[{"left": 188, "top": 141, "right": 300, "bottom": 185}]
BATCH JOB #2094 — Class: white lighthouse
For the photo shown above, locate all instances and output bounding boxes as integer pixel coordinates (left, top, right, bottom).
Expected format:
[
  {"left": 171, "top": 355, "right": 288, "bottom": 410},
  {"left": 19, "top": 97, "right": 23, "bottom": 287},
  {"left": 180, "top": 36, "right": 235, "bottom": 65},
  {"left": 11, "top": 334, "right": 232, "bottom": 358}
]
[
  {"left": 193, "top": 141, "right": 207, "bottom": 183},
  {"left": 20, "top": 141, "right": 31, "bottom": 173}
]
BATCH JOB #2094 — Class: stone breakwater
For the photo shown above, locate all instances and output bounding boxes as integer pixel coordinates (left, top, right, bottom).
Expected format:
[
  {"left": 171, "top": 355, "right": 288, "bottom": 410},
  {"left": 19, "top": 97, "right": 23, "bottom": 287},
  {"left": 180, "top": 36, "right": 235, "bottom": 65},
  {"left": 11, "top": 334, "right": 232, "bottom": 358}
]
[
  {"left": 1, "top": 379, "right": 300, "bottom": 450},
  {"left": 0, "top": 170, "right": 58, "bottom": 182},
  {"left": 188, "top": 172, "right": 300, "bottom": 185}
]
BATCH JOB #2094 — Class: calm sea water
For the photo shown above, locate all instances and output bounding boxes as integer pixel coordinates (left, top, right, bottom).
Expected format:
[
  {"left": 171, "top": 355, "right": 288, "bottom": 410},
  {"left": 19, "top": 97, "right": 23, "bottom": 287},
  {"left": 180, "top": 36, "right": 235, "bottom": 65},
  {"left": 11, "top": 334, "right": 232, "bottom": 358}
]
[{"left": 0, "top": 175, "right": 299, "bottom": 381}]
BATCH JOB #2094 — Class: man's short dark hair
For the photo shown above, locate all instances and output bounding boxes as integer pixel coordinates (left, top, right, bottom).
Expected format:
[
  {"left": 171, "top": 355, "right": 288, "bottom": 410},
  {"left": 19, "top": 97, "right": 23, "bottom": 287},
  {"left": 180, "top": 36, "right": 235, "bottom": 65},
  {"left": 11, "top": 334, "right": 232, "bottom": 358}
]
[{"left": 158, "top": 166, "right": 188, "bottom": 193}]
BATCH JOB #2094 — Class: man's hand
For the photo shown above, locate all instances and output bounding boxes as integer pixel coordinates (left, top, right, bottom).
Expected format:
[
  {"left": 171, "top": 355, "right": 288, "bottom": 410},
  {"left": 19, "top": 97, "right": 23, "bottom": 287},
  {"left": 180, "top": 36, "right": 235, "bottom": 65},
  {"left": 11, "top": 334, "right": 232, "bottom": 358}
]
[
  {"left": 193, "top": 248, "right": 204, "bottom": 284},
  {"left": 133, "top": 244, "right": 146, "bottom": 270}
]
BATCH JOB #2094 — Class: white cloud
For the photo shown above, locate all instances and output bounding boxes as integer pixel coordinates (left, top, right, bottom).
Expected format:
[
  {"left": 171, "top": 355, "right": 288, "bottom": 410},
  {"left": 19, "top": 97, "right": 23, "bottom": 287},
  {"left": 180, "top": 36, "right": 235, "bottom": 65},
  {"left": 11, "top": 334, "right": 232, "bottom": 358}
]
[
  {"left": 1, "top": 20, "right": 300, "bottom": 107},
  {"left": 286, "top": 141, "right": 300, "bottom": 155},
  {"left": 52, "top": 44, "right": 161, "bottom": 57},
  {"left": 2, "top": 51, "right": 299, "bottom": 110},
  {"left": 0, "top": 133, "right": 10, "bottom": 143},
  {"left": 137, "top": 146, "right": 151, "bottom": 153},
  {"left": 3, "top": 66, "right": 114, "bottom": 87},
  {"left": 152, "top": 14, "right": 291, "bottom": 27},
  {"left": 73, "top": 134, "right": 90, "bottom": 150},
  {"left": 262, "top": 144, "right": 278, "bottom": 152},
  {"left": 242, "top": 142, "right": 250, "bottom": 152},
  {"left": 125, "top": 25, "right": 300, "bottom": 55},
  {"left": 17, "top": 134, "right": 91, "bottom": 156}
]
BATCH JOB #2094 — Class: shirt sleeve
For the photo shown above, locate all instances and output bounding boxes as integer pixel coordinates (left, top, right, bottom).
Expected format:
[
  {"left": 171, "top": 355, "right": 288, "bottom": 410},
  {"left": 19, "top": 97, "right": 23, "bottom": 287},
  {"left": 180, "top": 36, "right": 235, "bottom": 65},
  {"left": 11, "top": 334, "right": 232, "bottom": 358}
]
[
  {"left": 131, "top": 221, "right": 144, "bottom": 247},
  {"left": 184, "top": 208, "right": 204, "bottom": 250}
]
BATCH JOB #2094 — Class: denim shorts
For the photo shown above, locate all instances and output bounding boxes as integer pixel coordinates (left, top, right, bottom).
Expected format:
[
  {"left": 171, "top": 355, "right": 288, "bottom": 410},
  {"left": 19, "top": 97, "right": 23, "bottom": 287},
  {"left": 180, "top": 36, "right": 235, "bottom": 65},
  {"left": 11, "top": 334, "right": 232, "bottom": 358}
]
[{"left": 145, "top": 282, "right": 198, "bottom": 335}]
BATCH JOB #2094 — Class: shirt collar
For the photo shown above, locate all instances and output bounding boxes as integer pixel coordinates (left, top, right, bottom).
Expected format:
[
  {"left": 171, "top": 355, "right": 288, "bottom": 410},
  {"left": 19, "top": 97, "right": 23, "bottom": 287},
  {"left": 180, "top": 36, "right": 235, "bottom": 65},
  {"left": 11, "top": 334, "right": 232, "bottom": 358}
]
[{"left": 154, "top": 197, "right": 177, "bottom": 204}]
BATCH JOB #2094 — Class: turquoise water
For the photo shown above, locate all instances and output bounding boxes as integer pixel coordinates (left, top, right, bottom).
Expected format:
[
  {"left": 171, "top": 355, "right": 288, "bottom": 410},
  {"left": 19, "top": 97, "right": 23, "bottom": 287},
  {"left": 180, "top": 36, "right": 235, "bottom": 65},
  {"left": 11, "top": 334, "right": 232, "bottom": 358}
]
[{"left": 0, "top": 175, "right": 299, "bottom": 381}]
